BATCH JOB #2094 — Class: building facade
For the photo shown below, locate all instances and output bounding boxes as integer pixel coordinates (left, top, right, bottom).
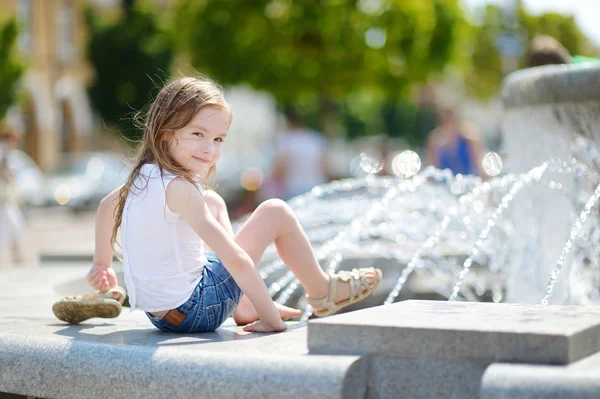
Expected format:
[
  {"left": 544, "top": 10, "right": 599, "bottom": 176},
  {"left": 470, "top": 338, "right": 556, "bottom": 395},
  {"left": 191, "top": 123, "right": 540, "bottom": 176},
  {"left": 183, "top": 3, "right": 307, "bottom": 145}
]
[{"left": 1, "top": 0, "right": 94, "bottom": 169}]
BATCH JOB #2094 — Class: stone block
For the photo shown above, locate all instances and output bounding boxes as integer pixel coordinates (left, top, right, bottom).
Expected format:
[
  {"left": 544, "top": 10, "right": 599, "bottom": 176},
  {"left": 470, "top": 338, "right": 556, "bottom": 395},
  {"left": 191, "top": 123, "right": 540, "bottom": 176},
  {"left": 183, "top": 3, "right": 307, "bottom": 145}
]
[
  {"left": 368, "top": 356, "right": 488, "bottom": 399},
  {"left": 308, "top": 300, "right": 600, "bottom": 365},
  {"left": 0, "top": 332, "right": 366, "bottom": 399},
  {"left": 481, "top": 363, "right": 600, "bottom": 399}
]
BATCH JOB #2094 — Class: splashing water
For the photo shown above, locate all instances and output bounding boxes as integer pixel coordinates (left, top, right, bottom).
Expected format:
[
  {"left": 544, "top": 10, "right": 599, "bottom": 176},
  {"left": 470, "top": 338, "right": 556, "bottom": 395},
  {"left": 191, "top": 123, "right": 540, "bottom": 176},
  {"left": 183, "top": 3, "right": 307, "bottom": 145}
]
[{"left": 234, "top": 148, "right": 600, "bottom": 317}]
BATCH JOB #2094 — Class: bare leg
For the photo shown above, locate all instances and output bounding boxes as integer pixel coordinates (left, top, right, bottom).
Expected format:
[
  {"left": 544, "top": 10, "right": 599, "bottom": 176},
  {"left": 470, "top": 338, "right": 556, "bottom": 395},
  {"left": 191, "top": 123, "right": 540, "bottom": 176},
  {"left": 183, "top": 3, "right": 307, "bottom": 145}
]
[
  {"left": 202, "top": 193, "right": 300, "bottom": 324},
  {"left": 232, "top": 199, "right": 380, "bottom": 320}
]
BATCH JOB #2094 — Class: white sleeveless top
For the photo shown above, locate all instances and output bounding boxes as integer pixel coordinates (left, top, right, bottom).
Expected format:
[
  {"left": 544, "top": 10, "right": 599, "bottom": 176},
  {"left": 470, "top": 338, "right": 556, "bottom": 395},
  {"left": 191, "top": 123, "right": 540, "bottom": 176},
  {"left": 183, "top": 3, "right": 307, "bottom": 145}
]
[{"left": 121, "top": 163, "right": 207, "bottom": 312}]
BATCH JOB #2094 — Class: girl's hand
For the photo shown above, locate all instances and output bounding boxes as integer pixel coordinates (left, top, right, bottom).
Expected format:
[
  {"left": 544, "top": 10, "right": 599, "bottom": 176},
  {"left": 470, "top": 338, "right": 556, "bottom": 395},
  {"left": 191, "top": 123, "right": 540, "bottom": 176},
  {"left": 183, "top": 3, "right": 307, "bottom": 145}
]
[
  {"left": 242, "top": 319, "right": 287, "bottom": 333},
  {"left": 86, "top": 264, "right": 118, "bottom": 292}
]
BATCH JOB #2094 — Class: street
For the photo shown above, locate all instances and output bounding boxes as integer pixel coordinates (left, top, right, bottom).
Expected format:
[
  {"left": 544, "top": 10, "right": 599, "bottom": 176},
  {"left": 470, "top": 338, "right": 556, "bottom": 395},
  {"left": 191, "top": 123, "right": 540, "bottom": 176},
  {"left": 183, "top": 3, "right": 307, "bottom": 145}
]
[{"left": 0, "top": 207, "right": 96, "bottom": 269}]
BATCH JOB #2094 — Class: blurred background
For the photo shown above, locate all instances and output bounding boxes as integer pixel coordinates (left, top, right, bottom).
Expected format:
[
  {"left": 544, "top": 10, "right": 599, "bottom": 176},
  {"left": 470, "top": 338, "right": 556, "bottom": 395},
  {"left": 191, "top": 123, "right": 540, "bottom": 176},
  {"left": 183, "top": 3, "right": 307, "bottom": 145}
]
[{"left": 0, "top": 0, "right": 598, "bottom": 268}]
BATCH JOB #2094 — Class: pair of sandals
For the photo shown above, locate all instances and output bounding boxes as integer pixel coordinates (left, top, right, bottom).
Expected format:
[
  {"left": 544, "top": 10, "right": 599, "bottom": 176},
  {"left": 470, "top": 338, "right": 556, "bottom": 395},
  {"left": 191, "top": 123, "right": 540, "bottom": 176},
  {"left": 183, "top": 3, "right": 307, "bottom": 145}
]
[
  {"left": 52, "top": 287, "right": 127, "bottom": 324},
  {"left": 307, "top": 267, "right": 383, "bottom": 317}
]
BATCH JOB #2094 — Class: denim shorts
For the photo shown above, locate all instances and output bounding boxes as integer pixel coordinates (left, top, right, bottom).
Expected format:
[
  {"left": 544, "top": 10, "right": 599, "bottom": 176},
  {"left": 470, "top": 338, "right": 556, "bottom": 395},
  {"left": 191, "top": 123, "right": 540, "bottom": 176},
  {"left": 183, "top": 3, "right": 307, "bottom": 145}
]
[{"left": 145, "top": 252, "right": 243, "bottom": 333}]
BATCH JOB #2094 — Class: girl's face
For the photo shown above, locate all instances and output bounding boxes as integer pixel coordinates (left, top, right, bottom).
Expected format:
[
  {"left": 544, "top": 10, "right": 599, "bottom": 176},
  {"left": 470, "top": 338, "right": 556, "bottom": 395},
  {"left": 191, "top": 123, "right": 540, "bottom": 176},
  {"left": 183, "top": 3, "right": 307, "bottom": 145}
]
[{"left": 167, "top": 106, "right": 230, "bottom": 176}]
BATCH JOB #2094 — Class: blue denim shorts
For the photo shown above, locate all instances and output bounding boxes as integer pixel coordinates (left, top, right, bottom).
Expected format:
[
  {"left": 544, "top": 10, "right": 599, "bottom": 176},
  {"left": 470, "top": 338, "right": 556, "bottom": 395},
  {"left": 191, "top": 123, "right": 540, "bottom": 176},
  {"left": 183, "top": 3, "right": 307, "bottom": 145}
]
[{"left": 145, "top": 252, "right": 243, "bottom": 333}]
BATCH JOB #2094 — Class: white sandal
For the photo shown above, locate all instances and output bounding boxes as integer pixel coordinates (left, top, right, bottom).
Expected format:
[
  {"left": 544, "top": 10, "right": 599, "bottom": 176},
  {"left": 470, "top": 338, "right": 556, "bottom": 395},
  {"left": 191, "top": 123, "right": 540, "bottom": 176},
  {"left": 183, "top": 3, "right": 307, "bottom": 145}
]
[
  {"left": 52, "top": 286, "right": 127, "bottom": 324},
  {"left": 307, "top": 268, "right": 382, "bottom": 317}
]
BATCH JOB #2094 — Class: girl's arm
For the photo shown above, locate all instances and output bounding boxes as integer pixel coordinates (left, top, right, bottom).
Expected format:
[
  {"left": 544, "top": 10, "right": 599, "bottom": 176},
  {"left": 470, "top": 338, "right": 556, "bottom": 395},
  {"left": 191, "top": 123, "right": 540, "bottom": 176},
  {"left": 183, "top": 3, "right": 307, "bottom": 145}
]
[
  {"left": 166, "top": 178, "right": 285, "bottom": 331},
  {"left": 87, "top": 186, "right": 121, "bottom": 291},
  {"left": 203, "top": 189, "right": 234, "bottom": 236}
]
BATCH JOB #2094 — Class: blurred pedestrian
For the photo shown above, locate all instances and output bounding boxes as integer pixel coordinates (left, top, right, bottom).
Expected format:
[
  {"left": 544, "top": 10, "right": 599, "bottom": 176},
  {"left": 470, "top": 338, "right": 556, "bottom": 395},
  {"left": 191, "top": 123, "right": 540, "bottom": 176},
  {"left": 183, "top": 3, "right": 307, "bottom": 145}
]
[
  {"left": 526, "top": 35, "right": 600, "bottom": 68},
  {"left": 426, "top": 107, "right": 485, "bottom": 177},
  {"left": 267, "top": 108, "right": 329, "bottom": 200},
  {"left": 0, "top": 123, "right": 25, "bottom": 266},
  {"left": 526, "top": 35, "right": 571, "bottom": 67}
]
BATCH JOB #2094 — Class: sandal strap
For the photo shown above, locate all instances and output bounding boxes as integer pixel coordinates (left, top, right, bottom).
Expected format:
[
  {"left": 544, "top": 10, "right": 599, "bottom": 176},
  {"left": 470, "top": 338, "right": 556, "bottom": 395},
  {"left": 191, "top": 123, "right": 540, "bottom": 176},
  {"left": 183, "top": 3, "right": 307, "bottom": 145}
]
[
  {"left": 338, "top": 269, "right": 370, "bottom": 300},
  {"left": 307, "top": 273, "right": 337, "bottom": 309},
  {"left": 61, "top": 286, "right": 127, "bottom": 305},
  {"left": 306, "top": 268, "right": 373, "bottom": 308},
  {"left": 102, "top": 286, "right": 127, "bottom": 305}
]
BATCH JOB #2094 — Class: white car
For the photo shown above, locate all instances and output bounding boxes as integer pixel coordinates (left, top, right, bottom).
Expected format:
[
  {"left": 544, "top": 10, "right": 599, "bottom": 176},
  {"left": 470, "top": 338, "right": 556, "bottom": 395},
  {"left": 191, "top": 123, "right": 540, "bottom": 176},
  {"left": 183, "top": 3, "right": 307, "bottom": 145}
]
[
  {"left": 6, "top": 149, "right": 46, "bottom": 208},
  {"left": 44, "top": 152, "right": 131, "bottom": 211}
]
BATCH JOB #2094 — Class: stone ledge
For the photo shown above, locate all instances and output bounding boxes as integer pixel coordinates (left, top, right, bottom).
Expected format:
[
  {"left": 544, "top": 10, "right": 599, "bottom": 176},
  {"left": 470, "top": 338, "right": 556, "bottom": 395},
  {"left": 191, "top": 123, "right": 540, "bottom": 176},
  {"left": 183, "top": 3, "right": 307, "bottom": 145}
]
[
  {"left": 0, "top": 332, "right": 366, "bottom": 399},
  {"left": 481, "top": 363, "right": 600, "bottom": 399},
  {"left": 502, "top": 64, "right": 600, "bottom": 108},
  {"left": 308, "top": 300, "right": 600, "bottom": 365},
  {"left": 0, "top": 266, "right": 366, "bottom": 399}
]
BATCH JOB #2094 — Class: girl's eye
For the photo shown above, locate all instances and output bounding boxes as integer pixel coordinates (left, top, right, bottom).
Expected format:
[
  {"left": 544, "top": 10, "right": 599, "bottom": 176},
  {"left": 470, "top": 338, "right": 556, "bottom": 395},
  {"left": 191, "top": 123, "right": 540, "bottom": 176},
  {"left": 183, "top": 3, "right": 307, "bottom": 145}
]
[
  {"left": 193, "top": 132, "right": 203, "bottom": 137},
  {"left": 215, "top": 138, "right": 223, "bottom": 142}
]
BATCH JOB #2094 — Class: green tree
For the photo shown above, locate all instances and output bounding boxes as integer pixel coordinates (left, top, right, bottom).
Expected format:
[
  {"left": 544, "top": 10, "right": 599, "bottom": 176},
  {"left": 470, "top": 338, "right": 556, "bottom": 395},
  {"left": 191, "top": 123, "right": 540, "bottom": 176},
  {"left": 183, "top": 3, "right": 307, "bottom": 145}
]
[
  {"left": 172, "top": 0, "right": 465, "bottom": 136},
  {"left": 520, "top": 11, "right": 596, "bottom": 59},
  {"left": 87, "top": 0, "right": 173, "bottom": 140},
  {"left": 0, "top": 18, "right": 25, "bottom": 121},
  {"left": 464, "top": 4, "right": 596, "bottom": 100}
]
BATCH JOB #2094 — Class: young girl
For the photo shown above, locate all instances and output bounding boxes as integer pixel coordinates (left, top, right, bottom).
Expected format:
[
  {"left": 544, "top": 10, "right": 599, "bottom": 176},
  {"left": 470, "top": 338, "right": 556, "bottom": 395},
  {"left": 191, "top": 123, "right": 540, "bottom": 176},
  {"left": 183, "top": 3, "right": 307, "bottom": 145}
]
[{"left": 64, "top": 76, "right": 381, "bottom": 333}]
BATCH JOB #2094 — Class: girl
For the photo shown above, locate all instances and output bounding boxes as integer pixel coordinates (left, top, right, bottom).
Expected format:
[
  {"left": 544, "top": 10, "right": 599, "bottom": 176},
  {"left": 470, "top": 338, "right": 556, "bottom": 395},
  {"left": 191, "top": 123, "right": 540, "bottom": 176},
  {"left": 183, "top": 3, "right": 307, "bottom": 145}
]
[{"left": 61, "top": 76, "right": 382, "bottom": 333}]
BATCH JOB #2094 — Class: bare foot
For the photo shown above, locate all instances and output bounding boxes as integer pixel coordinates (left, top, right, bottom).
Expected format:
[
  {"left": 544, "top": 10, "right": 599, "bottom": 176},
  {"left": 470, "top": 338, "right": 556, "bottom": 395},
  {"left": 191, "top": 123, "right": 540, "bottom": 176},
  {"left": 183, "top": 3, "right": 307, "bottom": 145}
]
[
  {"left": 233, "top": 297, "right": 301, "bottom": 326},
  {"left": 309, "top": 267, "right": 382, "bottom": 314}
]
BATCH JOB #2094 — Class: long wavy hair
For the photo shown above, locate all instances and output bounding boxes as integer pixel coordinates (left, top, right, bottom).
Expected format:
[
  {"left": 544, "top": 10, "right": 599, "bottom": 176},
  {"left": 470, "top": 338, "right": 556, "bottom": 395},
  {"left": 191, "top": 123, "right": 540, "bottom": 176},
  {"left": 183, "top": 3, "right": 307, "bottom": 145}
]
[{"left": 111, "top": 76, "right": 231, "bottom": 250}]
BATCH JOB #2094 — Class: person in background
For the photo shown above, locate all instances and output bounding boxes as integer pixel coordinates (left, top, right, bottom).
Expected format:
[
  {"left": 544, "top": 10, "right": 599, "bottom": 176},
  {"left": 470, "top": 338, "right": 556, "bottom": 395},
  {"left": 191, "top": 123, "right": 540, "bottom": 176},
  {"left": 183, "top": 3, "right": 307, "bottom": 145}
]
[
  {"left": 526, "top": 35, "right": 600, "bottom": 68},
  {"left": 426, "top": 107, "right": 486, "bottom": 177},
  {"left": 0, "top": 124, "right": 25, "bottom": 266},
  {"left": 269, "top": 109, "right": 329, "bottom": 200}
]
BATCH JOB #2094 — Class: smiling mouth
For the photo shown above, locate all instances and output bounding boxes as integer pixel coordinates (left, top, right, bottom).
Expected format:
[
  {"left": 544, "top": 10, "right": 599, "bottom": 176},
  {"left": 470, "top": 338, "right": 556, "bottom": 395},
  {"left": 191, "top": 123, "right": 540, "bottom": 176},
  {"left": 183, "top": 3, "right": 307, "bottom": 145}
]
[{"left": 192, "top": 156, "right": 211, "bottom": 164}]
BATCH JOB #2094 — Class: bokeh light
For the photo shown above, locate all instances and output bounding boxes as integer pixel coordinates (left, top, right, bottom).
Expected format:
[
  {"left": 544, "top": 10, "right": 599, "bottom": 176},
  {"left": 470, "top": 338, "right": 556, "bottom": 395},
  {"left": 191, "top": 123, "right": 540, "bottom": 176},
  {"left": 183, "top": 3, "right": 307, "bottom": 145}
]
[
  {"left": 365, "top": 28, "right": 387, "bottom": 49},
  {"left": 240, "top": 168, "right": 264, "bottom": 191},
  {"left": 392, "top": 150, "right": 421, "bottom": 178},
  {"left": 55, "top": 184, "right": 71, "bottom": 205},
  {"left": 482, "top": 152, "right": 502, "bottom": 177},
  {"left": 357, "top": 0, "right": 385, "bottom": 15},
  {"left": 473, "top": 200, "right": 484, "bottom": 214},
  {"left": 359, "top": 152, "right": 384, "bottom": 174}
]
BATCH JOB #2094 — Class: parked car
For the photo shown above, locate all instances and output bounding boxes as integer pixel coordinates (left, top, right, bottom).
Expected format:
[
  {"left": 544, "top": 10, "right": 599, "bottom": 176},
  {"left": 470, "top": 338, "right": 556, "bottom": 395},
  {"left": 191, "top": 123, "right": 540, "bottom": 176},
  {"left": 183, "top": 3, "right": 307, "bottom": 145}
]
[
  {"left": 6, "top": 149, "right": 46, "bottom": 208},
  {"left": 44, "top": 152, "right": 131, "bottom": 212}
]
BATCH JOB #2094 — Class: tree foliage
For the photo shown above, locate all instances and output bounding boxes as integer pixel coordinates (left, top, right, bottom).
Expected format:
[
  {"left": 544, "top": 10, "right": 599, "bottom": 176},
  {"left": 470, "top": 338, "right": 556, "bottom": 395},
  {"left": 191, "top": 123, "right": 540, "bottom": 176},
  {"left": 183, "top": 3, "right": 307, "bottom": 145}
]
[
  {"left": 87, "top": 0, "right": 173, "bottom": 140},
  {"left": 172, "top": 0, "right": 465, "bottom": 136},
  {"left": 0, "top": 18, "right": 25, "bottom": 121},
  {"left": 464, "top": 4, "right": 596, "bottom": 100}
]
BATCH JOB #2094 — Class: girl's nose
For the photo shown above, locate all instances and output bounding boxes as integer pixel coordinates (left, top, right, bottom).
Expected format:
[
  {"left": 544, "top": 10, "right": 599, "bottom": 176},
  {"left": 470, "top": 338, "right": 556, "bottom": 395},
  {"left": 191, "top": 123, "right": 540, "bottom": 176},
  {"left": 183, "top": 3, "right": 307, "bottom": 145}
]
[{"left": 202, "top": 143, "right": 214, "bottom": 155}]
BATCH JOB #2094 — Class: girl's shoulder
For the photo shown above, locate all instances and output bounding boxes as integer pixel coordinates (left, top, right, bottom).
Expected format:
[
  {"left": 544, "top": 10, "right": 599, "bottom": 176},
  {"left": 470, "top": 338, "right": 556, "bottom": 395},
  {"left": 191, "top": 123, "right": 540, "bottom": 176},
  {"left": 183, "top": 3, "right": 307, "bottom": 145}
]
[{"left": 139, "top": 163, "right": 178, "bottom": 181}]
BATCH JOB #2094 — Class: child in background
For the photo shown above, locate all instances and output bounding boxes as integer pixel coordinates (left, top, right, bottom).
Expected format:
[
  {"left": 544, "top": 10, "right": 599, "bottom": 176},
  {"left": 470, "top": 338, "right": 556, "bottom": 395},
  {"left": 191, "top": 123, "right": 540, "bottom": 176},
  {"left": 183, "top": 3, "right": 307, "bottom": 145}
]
[{"left": 54, "top": 76, "right": 381, "bottom": 332}]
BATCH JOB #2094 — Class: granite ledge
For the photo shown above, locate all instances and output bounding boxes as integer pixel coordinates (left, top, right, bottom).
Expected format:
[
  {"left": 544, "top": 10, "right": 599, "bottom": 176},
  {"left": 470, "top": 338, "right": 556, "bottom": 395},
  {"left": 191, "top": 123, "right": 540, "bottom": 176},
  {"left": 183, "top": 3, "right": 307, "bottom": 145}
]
[{"left": 0, "top": 333, "right": 366, "bottom": 399}]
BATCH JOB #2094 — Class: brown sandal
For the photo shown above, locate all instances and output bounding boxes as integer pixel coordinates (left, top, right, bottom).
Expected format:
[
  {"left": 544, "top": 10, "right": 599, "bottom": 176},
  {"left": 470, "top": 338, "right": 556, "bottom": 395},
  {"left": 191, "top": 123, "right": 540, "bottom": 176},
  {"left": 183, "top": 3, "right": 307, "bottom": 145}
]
[
  {"left": 52, "top": 286, "right": 127, "bottom": 324},
  {"left": 307, "top": 268, "right": 382, "bottom": 317}
]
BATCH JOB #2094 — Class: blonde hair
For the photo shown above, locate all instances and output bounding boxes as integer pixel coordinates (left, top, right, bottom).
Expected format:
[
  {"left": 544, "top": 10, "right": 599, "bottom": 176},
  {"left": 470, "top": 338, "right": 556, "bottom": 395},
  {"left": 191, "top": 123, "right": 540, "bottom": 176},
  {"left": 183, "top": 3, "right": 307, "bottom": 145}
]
[{"left": 111, "top": 75, "right": 231, "bottom": 249}]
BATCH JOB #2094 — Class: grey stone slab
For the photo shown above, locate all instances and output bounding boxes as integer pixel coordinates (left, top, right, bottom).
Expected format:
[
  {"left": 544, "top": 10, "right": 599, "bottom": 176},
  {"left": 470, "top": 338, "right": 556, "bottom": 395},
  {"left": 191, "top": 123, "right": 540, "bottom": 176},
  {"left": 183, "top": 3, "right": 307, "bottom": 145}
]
[
  {"left": 480, "top": 343, "right": 600, "bottom": 399},
  {"left": 368, "top": 356, "right": 488, "bottom": 399},
  {"left": 308, "top": 300, "right": 600, "bottom": 365},
  {"left": 0, "top": 266, "right": 366, "bottom": 399},
  {"left": 481, "top": 363, "right": 600, "bottom": 399},
  {"left": 0, "top": 333, "right": 366, "bottom": 399},
  {"left": 502, "top": 64, "right": 600, "bottom": 108}
]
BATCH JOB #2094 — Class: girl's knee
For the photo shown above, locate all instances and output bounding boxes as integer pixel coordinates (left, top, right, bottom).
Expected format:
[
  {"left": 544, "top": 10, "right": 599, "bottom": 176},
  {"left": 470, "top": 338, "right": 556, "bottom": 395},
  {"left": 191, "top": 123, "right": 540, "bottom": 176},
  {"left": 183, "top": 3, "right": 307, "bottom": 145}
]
[
  {"left": 257, "top": 198, "right": 292, "bottom": 219},
  {"left": 203, "top": 190, "right": 227, "bottom": 215}
]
